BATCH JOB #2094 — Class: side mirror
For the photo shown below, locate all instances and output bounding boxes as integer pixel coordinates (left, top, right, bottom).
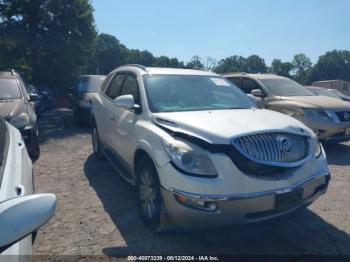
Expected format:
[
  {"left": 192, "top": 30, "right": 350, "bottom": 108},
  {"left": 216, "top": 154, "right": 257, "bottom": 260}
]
[
  {"left": 0, "top": 194, "right": 56, "bottom": 252},
  {"left": 29, "top": 94, "right": 40, "bottom": 102},
  {"left": 113, "top": 94, "right": 135, "bottom": 109},
  {"left": 251, "top": 89, "right": 264, "bottom": 97},
  {"left": 247, "top": 94, "right": 258, "bottom": 104}
]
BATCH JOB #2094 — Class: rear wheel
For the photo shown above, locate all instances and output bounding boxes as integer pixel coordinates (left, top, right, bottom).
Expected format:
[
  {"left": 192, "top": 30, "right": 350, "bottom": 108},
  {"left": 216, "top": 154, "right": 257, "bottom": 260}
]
[
  {"left": 92, "top": 125, "right": 104, "bottom": 159},
  {"left": 137, "top": 158, "right": 165, "bottom": 232}
]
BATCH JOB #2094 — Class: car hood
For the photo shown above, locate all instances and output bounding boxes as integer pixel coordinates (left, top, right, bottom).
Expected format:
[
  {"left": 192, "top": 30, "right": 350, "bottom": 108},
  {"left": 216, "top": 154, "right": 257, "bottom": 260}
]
[
  {"left": 0, "top": 99, "right": 23, "bottom": 119},
  {"left": 281, "top": 96, "right": 350, "bottom": 109},
  {"left": 153, "top": 109, "right": 311, "bottom": 144}
]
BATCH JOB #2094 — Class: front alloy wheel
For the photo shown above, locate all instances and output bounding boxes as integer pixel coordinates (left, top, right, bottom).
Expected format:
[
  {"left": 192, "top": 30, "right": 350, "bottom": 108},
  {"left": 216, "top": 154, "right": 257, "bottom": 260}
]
[{"left": 137, "top": 159, "right": 163, "bottom": 232}]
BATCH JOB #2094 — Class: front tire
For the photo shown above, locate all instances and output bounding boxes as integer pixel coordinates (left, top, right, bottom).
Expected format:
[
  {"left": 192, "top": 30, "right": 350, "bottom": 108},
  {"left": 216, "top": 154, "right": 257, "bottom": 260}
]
[
  {"left": 29, "top": 132, "right": 40, "bottom": 162},
  {"left": 137, "top": 158, "right": 165, "bottom": 232},
  {"left": 92, "top": 125, "right": 104, "bottom": 159}
]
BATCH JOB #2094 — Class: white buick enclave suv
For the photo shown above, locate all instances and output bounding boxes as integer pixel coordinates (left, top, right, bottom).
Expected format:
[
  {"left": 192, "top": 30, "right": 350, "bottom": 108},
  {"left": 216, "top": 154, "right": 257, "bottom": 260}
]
[{"left": 91, "top": 65, "right": 330, "bottom": 231}]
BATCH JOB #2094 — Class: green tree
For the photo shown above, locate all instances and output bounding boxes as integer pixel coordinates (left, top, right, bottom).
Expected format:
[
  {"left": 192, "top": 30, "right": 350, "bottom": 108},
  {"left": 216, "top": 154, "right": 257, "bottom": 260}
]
[
  {"left": 92, "top": 33, "right": 127, "bottom": 74},
  {"left": 292, "top": 53, "right": 312, "bottom": 84},
  {"left": 214, "top": 55, "right": 246, "bottom": 73},
  {"left": 245, "top": 55, "right": 267, "bottom": 73},
  {"left": 186, "top": 55, "right": 204, "bottom": 68},
  {"left": 271, "top": 59, "right": 293, "bottom": 77},
  {"left": 308, "top": 50, "right": 350, "bottom": 83},
  {"left": 0, "top": 0, "right": 96, "bottom": 92}
]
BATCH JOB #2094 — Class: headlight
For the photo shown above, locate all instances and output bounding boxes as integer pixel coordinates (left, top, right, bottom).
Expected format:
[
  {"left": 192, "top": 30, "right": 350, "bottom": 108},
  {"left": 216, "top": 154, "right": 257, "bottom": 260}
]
[
  {"left": 304, "top": 109, "right": 334, "bottom": 121},
  {"left": 162, "top": 136, "right": 218, "bottom": 177},
  {"left": 280, "top": 107, "right": 304, "bottom": 117},
  {"left": 9, "top": 113, "right": 30, "bottom": 129},
  {"left": 313, "top": 136, "right": 322, "bottom": 158}
]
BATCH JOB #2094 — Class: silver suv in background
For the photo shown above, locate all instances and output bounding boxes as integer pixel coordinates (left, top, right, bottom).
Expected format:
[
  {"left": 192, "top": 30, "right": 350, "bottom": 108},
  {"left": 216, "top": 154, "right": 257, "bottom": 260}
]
[
  {"left": 0, "top": 117, "right": 56, "bottom": 258},
  {"left": 224, "top": 73, "right": 350, "bottom": 143},
  {"left": 71, "top": 75, "right": 106, "bottom": 124},
  {"left": 91, "top": 65, "right": 329, "bottom": 231},
  {"left": 0, "top": 70, "right": 40, "bottom": 160}
]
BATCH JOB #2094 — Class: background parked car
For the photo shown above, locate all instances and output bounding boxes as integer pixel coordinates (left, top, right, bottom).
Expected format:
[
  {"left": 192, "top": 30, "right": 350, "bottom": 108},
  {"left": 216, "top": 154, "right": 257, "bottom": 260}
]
[
  {"left": 306, "top": 86, "right": 350, "bottom": 102},
  {"left": 306, "top": 86, "right": 343, "bottom": 99},
  {"left": 0, "top": 117, "right": 56, "bottom": 258},
  {"left": 224, "top": 73, "right": 350, "bottom": 143},
  {"left": 0, "top": 70, "right": 40, "bottom": 160},
  {"left": 37, "top": 86, "right": 54, "bottom": 112},
  {"left": 328, "top": 88, "right": 350, "bottom": 102},
  {"left": 70, "top": 75, "right": 106, "bottom": 124},
  {"left": 26, "top": 84, "right": 43, "bottom": 118}
]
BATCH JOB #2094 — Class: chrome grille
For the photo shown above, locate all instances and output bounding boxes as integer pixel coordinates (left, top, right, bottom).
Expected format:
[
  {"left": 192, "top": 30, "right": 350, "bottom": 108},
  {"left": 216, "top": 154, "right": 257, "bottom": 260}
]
[{"left": 232, "top": 133, "right": 309, "bottom": 166}]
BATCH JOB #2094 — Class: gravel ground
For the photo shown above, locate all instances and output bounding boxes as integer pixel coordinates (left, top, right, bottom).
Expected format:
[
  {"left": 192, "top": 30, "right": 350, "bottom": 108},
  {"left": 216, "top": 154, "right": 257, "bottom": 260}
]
[{"left": 32, "top": 109, "right": 350, "bottom": 258}]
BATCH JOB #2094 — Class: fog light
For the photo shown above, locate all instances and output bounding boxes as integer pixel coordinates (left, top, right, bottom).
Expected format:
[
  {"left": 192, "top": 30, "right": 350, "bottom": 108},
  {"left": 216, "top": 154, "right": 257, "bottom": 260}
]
[{"left": 175, "top": 194, "right": 217, "bottom": 212}]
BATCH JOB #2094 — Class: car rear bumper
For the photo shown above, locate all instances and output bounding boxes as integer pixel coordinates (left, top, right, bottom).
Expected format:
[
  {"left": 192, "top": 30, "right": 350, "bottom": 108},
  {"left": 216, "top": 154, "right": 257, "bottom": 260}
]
[{"left": 161, "top": 173, "right": 330, "bottom": 229}]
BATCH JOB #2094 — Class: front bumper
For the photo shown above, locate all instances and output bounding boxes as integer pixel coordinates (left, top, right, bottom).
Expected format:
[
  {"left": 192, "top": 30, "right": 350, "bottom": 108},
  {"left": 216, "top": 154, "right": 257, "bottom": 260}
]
[
  {"left": 161, "top": 173, "right": 330, "bottom": 228},
  {"left": 298, "top": 117, "right": 350, "bottom": 142}
]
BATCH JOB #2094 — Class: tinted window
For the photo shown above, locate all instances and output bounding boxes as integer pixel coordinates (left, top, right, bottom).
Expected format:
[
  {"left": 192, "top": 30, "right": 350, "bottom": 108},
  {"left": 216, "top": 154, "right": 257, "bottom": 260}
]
[
  {"left": 0, "top": 79, "right": 22, "bottom": 99},
  {"left": 261, "top": 78, "right": 314, "bottom": 96},
  {"left": 242, "top": 79, "right": 262, "bottom": 94},
  {"left": 77, "top": 76, "right": 105, "bottom": 92},
  {"left": 144, "top": 75, "right": 255, "bottom": 112},
  {"left": 228, "top": 78, "right": 242, "bottom": 88},
  {"left": 120, "top": 75, "right": 140, "bottom": 103},
  {"left": 105, "top": 74, "right": 126, "bottom": 99}
]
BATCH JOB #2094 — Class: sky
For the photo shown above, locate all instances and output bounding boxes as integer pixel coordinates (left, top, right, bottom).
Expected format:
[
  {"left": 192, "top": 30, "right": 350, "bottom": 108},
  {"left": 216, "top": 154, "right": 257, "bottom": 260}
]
[{"left": 92, "top": 0, "right": 350, "bottom": 65}]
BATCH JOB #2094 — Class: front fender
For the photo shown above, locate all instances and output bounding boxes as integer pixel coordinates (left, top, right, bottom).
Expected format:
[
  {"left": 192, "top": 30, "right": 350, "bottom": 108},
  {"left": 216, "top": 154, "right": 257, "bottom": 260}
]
[{"left": 135, "top": 140, "right": 170, "bottom": 168}]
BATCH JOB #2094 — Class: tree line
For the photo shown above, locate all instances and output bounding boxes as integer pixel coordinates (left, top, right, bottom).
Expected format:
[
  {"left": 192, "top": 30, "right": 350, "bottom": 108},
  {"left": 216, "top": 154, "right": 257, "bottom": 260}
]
[{"left": 1, "top": 0, "right": 350, "bottom": 95}]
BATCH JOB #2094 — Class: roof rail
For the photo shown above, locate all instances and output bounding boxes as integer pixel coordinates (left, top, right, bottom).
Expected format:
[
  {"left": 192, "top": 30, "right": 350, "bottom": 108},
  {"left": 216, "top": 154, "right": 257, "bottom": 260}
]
[
  {"left": 192, "top": 66, "right": 214, "bottom": 73},
  {"left": 221, "top": 72, "right": 247, "bottom": 76},
  {"left": 118, "top": 64, "right": 148, "bottom": 72}
]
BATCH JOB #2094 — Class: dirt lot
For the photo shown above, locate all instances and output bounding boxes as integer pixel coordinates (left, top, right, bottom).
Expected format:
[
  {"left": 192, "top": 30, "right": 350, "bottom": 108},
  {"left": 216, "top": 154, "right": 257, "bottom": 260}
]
[{"left": 32, "top": 109, "right": 350, "bottom": 257}]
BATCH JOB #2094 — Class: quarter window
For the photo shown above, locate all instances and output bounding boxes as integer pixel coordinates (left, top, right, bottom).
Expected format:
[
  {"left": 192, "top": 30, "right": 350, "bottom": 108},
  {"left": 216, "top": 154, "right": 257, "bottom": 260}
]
[{"left": 105, "top": 73, "right": 126, "bottom": 100}]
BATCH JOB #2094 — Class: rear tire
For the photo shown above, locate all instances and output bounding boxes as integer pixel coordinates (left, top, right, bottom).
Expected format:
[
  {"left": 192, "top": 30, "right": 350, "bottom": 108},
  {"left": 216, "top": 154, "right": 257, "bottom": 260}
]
[
  {"left": 92, "top": 125, "right": 104, "bottom": 159},
  {"left": 136, "top": 157, "right": 166, "bottom": 232}
]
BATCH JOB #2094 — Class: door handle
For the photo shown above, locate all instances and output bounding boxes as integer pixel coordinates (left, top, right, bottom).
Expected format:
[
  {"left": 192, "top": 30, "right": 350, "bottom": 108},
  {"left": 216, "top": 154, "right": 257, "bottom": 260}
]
[
  {"left": 15, "top": 184, "right": 25, "bottom": 196},
  {"left": 109, "top": 115, "right": 115, "bottom": 121}
]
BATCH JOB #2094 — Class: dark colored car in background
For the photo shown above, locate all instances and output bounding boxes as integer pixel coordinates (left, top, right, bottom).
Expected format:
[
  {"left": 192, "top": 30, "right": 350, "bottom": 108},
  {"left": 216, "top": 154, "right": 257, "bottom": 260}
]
[
  {"left": 0, "top": 70, "right": 40, "bottom": 160},
  {"left": 26, "top": 84, "right": 43, "bottom": 117},
  {"left": 71, "top": 75, "right": 105, "bottom": 124}
]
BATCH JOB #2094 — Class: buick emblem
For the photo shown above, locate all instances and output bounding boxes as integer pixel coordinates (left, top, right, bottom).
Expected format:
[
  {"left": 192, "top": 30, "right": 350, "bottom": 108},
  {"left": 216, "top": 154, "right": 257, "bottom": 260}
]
[
  {"left": 277, "top": 135, "right": 292, "bottom": 153},
  {"left": 344, "top": 112, "right": 350, "bottom": 121}
]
